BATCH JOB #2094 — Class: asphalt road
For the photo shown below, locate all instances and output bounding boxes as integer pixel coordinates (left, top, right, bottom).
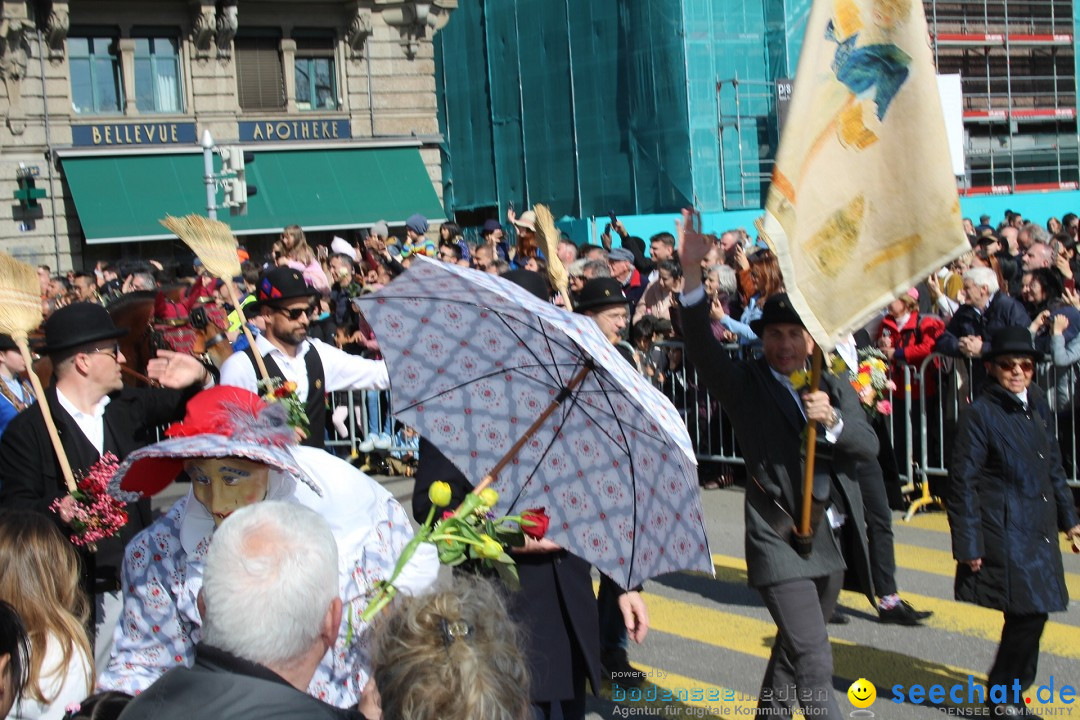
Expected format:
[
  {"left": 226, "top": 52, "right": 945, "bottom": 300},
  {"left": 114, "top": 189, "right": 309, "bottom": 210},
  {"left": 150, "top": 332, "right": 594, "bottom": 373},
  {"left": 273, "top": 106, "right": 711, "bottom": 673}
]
[{"left": 154, "top": 476, "right": 1080, "bottom": 720}]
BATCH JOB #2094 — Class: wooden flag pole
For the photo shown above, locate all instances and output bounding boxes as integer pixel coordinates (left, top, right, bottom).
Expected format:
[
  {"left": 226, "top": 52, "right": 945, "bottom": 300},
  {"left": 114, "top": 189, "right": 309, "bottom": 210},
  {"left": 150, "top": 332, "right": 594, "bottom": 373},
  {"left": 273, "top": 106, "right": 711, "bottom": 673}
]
[{"left": 797, "top": 346, "right": 824, "bottom": 538}]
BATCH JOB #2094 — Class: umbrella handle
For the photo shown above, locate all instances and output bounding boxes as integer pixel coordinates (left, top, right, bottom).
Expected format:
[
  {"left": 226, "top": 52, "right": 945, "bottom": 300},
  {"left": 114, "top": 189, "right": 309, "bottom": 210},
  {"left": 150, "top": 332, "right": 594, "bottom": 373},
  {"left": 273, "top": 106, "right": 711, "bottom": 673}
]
[
  {"left": 15, "top": 336, "right": 77, "bottom": 493},
  {"left": 471, "top": 362, "right": 594, "bottom": 497},
  {"left": 797, "top": 346, "right": 824, "bottom": 538}
]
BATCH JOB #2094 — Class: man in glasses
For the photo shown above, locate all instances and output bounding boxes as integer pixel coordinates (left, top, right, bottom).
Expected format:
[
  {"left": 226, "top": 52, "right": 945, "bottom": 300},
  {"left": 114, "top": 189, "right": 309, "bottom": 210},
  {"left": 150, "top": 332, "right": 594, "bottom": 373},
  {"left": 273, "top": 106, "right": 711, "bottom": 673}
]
[
  {"left": 219, "top": 267, "right": 389, "bottom": 449},
  {"left": 0, "top": 301, "right": 211, "bottom": 665},
  {"left": 948, "top": 325, "right": 1080, "bottom": 716}
]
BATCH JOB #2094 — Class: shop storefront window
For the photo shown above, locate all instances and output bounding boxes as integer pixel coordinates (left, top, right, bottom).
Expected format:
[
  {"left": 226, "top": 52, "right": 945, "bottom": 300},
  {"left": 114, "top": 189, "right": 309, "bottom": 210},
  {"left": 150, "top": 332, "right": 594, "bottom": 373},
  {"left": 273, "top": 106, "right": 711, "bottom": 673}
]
[
  {"left": 69, "top": 35, "right": 123, "bottom": 115},
  {"left": 134, "top": 36, "right": 183, "bottom": 114}
]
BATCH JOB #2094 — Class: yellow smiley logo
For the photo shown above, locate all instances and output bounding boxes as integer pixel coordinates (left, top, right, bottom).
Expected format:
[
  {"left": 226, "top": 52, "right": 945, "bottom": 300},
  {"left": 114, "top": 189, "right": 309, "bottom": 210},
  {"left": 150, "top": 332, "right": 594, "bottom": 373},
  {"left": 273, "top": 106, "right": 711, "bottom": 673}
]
[{"left": 848, "top": 678, "right": 877, "bottom": 708}]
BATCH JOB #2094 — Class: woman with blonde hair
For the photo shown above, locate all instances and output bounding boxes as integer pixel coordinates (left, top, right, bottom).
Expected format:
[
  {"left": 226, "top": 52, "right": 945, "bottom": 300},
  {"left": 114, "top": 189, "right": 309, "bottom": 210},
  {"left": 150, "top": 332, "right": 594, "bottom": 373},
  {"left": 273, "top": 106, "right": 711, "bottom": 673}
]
[
  {"left": 0, "top": 512, "right": 92, "bottom": 719},
  {"left": 371, "top": 576, "right": 530, "bottom": 720},
  {"left": 277, "top": 225, "right": 330, "bottom": 295}
]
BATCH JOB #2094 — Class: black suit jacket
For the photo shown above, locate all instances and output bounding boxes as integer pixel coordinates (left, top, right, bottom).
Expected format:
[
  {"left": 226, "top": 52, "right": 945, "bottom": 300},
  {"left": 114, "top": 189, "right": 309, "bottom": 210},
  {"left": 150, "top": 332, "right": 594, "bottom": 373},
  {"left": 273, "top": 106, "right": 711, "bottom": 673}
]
[
  {"left": 0, "top": 385, "right": 194, "bottom": 585},
  {"left": 680, "top": 295, "right": 877, "bottom": 589},
  {"left": 412, "top": 438, "right": 601, "bottom": 703}
]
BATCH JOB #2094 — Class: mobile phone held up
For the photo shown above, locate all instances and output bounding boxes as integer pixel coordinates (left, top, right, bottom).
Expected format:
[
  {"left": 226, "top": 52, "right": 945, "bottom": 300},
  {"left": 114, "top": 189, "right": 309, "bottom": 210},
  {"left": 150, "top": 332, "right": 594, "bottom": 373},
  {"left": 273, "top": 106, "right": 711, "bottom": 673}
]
[{"left": 608, "top": 210, "right": 618, "bottom": 227}]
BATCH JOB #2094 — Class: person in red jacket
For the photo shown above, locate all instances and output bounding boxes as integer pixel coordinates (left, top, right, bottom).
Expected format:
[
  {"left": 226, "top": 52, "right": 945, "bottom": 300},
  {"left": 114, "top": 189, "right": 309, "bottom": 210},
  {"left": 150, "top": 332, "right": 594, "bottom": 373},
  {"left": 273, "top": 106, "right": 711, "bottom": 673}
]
[{"left": 877, "top": 288, "right": 946, "bottom": 478}]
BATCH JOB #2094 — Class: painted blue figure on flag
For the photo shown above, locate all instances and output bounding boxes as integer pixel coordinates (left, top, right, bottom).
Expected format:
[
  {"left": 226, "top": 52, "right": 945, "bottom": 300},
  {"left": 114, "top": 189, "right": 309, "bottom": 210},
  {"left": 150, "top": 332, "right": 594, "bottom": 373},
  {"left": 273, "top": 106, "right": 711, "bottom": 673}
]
[{"left": 826, "top": 18, "right": 910, "bottom": 122}]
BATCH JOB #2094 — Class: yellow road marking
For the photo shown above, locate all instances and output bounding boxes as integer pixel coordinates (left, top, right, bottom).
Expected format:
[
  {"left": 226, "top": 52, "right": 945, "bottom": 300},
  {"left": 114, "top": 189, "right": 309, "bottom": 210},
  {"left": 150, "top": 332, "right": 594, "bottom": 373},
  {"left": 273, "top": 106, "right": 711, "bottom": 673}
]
[
  {"left": 637, "top": 585, "right": 1078, "bottom": 714},
  {"left": 892, "top": 542, "right": 1080, "bottom": 598},
  {"left": 709, "top": 553, "right": 1080, "bottom": 661}
]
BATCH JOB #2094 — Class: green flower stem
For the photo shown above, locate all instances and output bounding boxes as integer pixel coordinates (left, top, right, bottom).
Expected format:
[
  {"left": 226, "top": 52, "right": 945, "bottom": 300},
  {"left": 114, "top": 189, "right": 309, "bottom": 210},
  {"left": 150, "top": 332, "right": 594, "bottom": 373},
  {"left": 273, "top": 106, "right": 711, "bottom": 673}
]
[{"left": 358, "top": 501, "right": 528, "bottom": 623}]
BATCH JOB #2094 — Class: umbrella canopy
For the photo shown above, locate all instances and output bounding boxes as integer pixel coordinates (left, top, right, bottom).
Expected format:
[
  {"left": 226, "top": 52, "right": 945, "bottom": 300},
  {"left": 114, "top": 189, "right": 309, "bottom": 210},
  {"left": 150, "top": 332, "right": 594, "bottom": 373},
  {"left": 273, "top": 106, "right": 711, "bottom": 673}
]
[{"left": 355, "top": 257, "right": 712, "bottom": 589}]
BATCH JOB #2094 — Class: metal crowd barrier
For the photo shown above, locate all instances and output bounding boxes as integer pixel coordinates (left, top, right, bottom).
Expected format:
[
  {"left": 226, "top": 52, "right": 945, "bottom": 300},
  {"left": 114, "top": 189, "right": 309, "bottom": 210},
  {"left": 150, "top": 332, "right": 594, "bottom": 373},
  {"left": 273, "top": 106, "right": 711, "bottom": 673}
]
[{"left": 643, "top": 344, "right": 1080, "bottom": 518}]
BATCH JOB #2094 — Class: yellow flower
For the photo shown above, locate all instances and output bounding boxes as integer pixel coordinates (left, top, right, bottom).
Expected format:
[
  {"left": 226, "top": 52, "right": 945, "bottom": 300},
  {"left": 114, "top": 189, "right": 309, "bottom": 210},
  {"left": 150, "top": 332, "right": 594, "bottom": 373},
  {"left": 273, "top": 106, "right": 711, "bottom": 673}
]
[
  {"left": 479, "top": 488, "right": 499, "bottom": 508},
  {"left": 477, "top": 535, "right": 504, "bottom": 559},
  {"left": 857, "top": 372, "right": 871, "bottom": 387},
  {"left": 830, "top": 356, "right": 848, "bottom": 374},
  {"left": 789, "top": 369, "right": 809, "bottom": 389},
  {"left": 428, "top": 481, "right": 452, "bottom": 508}
]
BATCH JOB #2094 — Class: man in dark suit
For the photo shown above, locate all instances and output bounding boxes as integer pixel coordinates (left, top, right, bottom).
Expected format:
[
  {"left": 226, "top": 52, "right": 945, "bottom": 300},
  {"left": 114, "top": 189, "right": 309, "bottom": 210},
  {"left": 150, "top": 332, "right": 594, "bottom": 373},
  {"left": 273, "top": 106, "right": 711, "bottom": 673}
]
[
  {"left": 677, "top": 212, "right": 877, "bottom": 719},
  {"left": 0, "top": 302, "right": 209, "bottom": 663}
]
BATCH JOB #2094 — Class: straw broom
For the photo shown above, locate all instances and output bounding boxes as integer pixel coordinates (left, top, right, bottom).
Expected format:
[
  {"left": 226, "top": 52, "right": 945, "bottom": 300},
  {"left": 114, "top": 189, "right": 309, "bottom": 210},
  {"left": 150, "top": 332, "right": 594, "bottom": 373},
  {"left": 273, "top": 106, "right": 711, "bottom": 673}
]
[
  {"left": 159, "top": 214, "right": 270, "bottom": 383},
  {"left": 0, "top": 252, "right": 76, "bottom": 492},
  {"left": 533, "top": 203, "right": 573, "bottom": 310}
]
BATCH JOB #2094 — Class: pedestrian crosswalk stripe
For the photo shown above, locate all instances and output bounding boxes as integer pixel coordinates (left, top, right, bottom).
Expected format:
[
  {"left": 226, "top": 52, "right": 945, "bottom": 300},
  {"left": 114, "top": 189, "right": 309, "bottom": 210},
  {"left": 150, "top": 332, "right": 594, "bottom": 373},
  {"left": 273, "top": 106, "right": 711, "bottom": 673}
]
[
  {"left": 710, "top": 553, "right": 1080, "bottom": 660},
  {"left": 637, "top": 586, "right": 1079, "bottom": 714},
  {"left": 892, "top": 541, "right": 1080, "bottom": 598}
]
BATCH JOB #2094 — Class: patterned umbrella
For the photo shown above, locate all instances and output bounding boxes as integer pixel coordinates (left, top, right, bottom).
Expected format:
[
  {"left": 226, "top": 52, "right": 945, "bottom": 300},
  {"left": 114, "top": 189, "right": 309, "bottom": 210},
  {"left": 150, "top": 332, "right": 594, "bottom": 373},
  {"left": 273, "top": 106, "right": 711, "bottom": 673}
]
[{"left": 355, "top": 257, "right": 711, "bottom": 589}]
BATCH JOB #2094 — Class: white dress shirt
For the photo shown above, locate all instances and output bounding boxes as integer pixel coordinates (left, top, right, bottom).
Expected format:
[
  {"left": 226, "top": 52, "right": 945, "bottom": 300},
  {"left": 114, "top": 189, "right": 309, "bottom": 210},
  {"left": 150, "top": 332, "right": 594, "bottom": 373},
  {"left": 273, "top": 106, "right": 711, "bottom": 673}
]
[
  {"left": 55, "top": 388, "right": 110, "bottom": 455},
  {"left": 219, "top": 335, "right": 390, "bottom": 400}
]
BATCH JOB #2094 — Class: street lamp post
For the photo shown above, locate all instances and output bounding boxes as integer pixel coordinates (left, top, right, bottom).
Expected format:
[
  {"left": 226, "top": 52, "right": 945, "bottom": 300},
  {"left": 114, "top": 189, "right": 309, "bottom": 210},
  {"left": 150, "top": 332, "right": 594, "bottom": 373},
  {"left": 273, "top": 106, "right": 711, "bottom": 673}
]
[{"left": 202, "top": 129, "right": 217, "bottom": 220}]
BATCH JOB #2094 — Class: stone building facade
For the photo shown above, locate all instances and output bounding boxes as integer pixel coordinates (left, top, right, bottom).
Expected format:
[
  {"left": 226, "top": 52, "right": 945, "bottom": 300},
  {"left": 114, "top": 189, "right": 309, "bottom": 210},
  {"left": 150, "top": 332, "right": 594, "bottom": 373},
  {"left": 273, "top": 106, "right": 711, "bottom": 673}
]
[{"left": 0, "top": 0, "right": 455, "bottom": 270}]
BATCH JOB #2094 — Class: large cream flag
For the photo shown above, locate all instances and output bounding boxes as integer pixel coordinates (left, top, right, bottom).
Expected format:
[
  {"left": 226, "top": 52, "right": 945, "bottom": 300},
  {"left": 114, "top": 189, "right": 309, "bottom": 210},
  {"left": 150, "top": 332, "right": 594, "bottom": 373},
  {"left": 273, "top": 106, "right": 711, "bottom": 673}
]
[{"left": 757, "top": 0, "right": 969, "bottom": 351}]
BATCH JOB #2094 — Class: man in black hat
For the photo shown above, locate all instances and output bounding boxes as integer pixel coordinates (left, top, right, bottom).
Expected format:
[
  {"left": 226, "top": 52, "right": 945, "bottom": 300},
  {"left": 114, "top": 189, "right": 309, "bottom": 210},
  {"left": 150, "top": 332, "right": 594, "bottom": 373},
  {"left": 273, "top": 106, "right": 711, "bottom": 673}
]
[
  {"left": 571, "top": 277, "right": 650, "bottom": 684},
  {"left": 218, "top": 266, "right": 389, "bottom": 449},
  {"left": 676, "top": 211, "right": 876, "bottom": 719},
  {"left": 0, "top": 302, "right": 211, "bottom": 663}
]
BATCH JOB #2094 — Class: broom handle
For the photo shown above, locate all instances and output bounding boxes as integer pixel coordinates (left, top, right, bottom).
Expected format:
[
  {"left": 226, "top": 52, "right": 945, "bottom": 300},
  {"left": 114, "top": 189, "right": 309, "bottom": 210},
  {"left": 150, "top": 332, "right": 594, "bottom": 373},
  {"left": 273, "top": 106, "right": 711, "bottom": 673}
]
[
  {"left": 224, "top": 282, "right": 270, "bottom": 384},
  {"left": 15, "top": 337, "right": 77, "bottom": 493}
]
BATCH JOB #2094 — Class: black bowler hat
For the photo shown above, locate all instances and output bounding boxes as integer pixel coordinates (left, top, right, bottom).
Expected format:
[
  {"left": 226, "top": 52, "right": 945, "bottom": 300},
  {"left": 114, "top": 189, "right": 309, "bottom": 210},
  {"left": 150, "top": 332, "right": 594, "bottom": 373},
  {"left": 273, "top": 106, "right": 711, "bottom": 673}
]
[
  {"left": 501, "top": 269, "right": 549, "bottom": 302},
  {"left": 252, "top": 267, "right": 318, "bottom": 311},
  {"left": 749, "top": 293, "right": 804, "bottom": 336},
  {"left": 42, "top": 302, "right": 126, "bottom": 355},
  {"left": 984, "top": 326, "right": 1045, "bottom": 361},
  {"left": 0, "top": 335, "right": 16, "bottom": 352},
  {"left": 574, "top": 278, "right": 627, "bottom": 313}
]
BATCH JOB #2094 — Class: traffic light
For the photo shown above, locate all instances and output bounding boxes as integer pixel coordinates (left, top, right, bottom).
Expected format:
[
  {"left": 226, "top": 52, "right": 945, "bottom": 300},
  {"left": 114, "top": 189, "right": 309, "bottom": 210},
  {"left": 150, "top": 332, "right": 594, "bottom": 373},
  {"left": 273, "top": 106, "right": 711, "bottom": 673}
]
[
  {"left": 13, "top": 165, "right": 45, "bottom": 223},
  {"left": 219, "top": 146, "right": 257, "bottom": 214}
]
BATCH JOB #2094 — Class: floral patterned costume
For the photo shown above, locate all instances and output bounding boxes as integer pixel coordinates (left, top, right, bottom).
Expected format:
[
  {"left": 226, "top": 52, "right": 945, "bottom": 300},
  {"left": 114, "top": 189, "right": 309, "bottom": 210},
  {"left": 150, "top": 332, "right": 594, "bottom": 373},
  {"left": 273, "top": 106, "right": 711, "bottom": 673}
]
[{"left": 98, "top": 445, "right": 439, "bottom": 707}]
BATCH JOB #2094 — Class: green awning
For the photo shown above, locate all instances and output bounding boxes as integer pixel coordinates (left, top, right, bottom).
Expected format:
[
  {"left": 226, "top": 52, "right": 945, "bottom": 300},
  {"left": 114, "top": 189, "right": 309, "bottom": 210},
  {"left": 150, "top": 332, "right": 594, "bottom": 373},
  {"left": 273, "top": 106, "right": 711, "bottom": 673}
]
[{"left": 61, "top": 145, "right": 445, "bottom": 244}]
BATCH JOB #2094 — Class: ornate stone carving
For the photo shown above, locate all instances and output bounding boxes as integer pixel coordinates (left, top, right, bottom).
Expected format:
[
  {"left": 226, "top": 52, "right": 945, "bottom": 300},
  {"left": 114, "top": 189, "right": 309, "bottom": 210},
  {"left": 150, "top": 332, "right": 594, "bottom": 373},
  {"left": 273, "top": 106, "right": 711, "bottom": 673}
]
[
  {"left": 43, "top": 1, "right": 69, "bottom": 63},
  {"left": 0, "top": 1, "right": 32, "bottom": 134},
  {"left": 378, "top": 1, "right": 456, "bottom": 59},
  {"left": 345, "top": 3, "right": 373, "bottom": 60},
  {"left": 215, "top": 0, "right": 237, "bottom": 57},
  {"left": 428, "top": 0, "right": 457, "bottom": 32},
  {"left": 380, "top": 2, "right": 429, "bottom": 60},
  {"left": 190, "top": 0, "right": 216, "bottom": 58}
]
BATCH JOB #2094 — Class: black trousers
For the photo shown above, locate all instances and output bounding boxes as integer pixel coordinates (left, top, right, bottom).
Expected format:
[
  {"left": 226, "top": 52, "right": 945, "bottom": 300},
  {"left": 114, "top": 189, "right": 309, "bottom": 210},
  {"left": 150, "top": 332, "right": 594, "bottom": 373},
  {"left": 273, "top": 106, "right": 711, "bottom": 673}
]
[
  {"left": 988, "top": 612, "right": 1048, "bottom": 693},
  {"left": 856, "top": 458, "right": 898, "bottom": 598}
]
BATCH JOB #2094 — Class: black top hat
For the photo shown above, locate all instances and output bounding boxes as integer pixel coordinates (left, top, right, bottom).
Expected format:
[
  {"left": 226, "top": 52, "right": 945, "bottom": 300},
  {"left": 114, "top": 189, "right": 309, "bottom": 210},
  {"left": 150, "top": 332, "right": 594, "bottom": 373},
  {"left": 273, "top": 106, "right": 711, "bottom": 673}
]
[
  {"left": 501, "top": 269, "right": 550, "bottom": 302},
  {"left": 251, "top": 267, "right": 318, "bottom": 311},
  {"left": 574, "top": 278, "right": 627, "bottom": 313},
  {"left": 984, "top": 326, "right": 1045, "bottom": 361},
  {"left": 42, "top": 302, "right": 126, "bottom": 354},
  {"left": 749, "top": 293, "right": 804, "bottom": 336}
]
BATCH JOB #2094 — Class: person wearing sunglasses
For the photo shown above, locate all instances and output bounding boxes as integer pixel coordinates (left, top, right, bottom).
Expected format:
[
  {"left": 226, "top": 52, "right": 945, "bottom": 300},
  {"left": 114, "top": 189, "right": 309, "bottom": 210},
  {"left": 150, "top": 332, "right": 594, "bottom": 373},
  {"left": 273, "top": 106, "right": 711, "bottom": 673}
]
[
  {"left": 219, "top": 266, "right": 389, "bottom": 450},
  {"left": 948, "top": 325, "right": 1080, "bottom": 717}
]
